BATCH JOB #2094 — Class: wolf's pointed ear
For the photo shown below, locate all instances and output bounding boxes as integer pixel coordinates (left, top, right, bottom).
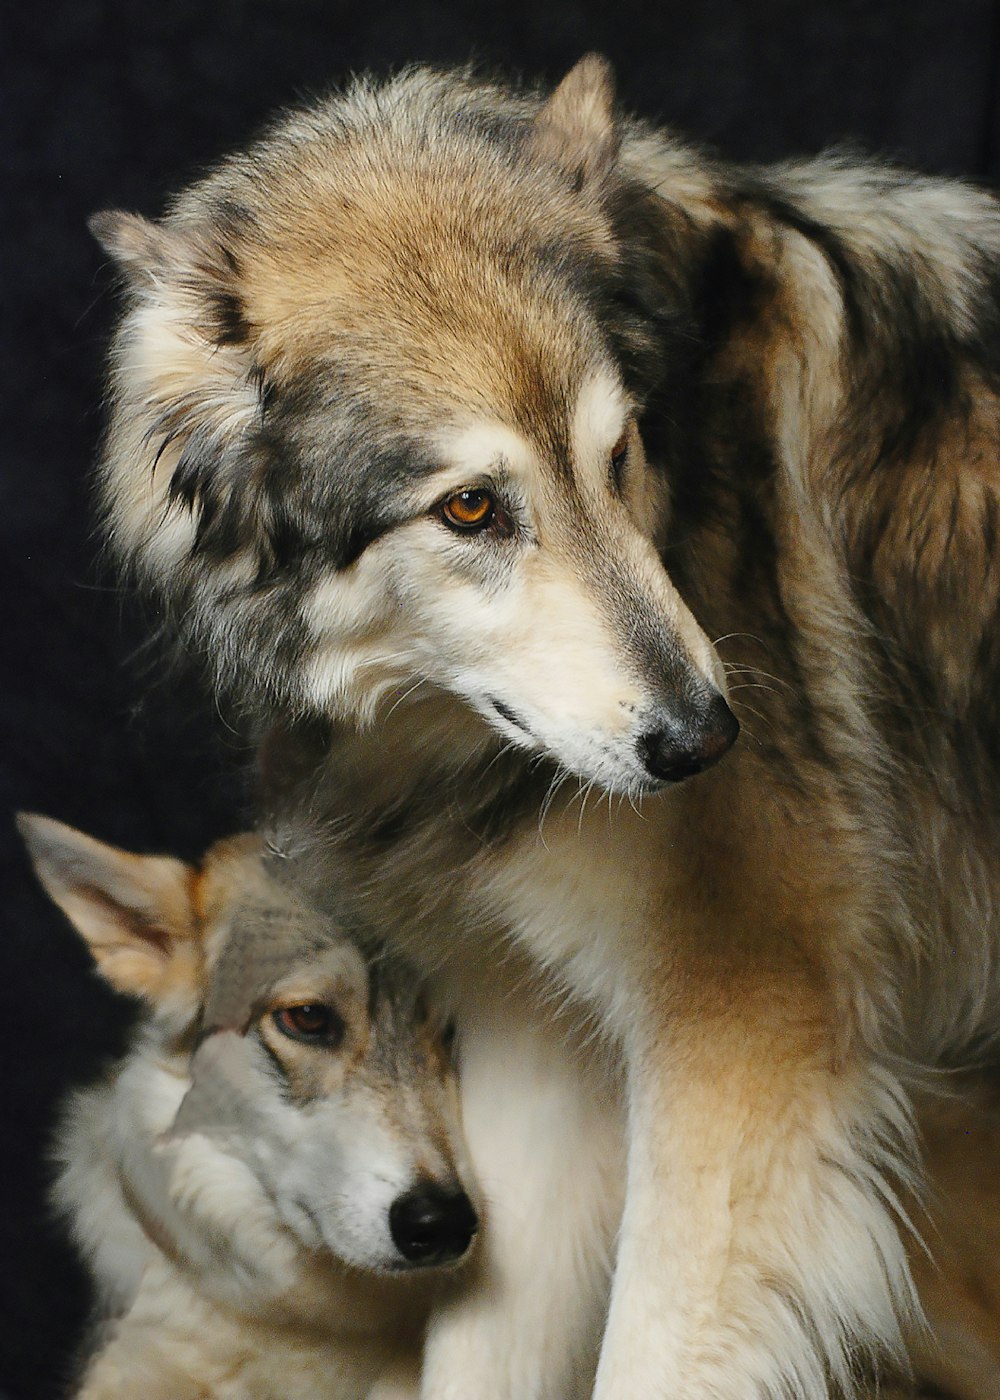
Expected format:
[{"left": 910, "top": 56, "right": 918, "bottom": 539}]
[
  {"left": 89, "top": 210, "right": 206, "bottom": 291},
  {"left": 532, "top": 54, "right": 620, "bottom": 191},
  {"left": 16, "top": 813, "right": 200, "bottom": 1005},
  {"left": 89, "top": 210, "right": 248, "bottom": 341}
]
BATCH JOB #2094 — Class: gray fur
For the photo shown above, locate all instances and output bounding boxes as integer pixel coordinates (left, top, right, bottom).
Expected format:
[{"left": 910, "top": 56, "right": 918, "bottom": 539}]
[{"left": 88, "top": 56, "right": 1000, "bottom": 1397}]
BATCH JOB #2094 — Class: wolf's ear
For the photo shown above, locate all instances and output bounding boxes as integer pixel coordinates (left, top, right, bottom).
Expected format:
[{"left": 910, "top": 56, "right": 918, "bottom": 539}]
[
  {"left": 89, "top": 210, "right": 185, "bottom": 288},
  {"left": 16, "top": 814, "right": 200, "bottom": 1005},
  {"left": 532, "top": 54, "right": 620, "bottom": 191},
  {"left": 94, "top": 205, "right": 268, "bottom": 583},
  {"left": 89, "top": 209, "right": 248, "bottom": 345}
]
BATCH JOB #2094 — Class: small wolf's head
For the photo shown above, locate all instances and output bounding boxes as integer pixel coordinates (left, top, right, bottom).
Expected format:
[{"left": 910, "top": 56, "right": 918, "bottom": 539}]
[
  {"left": 94, "top": 56, "right": 736, "bottom": 792},
  {"left": 19, "top": 813, "right": 477, "bottom": 1277}
]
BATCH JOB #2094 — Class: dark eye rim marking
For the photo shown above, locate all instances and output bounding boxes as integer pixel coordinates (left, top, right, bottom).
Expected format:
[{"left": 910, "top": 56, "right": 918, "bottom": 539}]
[{"left": 272, "top": 1003, "right": 345, "bottom": 1049}]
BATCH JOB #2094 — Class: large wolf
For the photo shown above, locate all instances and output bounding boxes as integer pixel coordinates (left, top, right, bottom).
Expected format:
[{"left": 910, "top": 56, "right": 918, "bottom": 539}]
[{"left": 89, "top": 55, "right": 1000, "bottom": 1397}]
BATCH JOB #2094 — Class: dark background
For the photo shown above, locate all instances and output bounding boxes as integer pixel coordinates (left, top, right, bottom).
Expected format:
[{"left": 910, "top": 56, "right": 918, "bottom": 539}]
[{"left": 2, "top": 2, "right": 998, "bottom": 1395}]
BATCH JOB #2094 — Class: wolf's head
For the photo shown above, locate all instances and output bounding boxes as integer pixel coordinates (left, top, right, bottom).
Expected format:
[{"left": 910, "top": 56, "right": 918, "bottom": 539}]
[
  {"left": 94, "top": 56, "right": 736, "bottom": 793},
  {"left": 19, "top": 814, "right": 477, "bottom": 1279}
]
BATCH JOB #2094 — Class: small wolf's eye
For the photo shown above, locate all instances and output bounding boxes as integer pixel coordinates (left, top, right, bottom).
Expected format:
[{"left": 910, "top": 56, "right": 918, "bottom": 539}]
[
  {"left": 440, "top": 489, "right": 495, "bottom": 531},
  {"left": 273, "top": 1004, "right": 344, "bottom": 1048},
  {"left": 609, "top": 429, "right": 630, "bottom": 491}
]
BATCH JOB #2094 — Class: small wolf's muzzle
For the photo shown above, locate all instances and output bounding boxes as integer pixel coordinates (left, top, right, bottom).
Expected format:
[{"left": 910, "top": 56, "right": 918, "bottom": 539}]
[
  {"left": 636, "top": 691, "right": 739, "bottom": 783},
  {"left": 389, "top": 1181, "right": 478, "bottom": 1266}
]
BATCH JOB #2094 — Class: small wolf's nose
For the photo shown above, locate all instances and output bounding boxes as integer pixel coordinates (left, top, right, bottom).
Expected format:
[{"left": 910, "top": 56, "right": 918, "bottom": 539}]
[
  {"left": 389, "top": 1183, "right": 478, "bottom": 1266},
  {"left": 637, "top": 693, "right": 739, "bottom": 783}
]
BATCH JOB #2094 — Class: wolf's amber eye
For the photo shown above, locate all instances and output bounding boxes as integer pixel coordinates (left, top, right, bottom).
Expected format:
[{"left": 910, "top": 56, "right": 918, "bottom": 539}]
[
  {"left": 440, "top": 489, "right": 495, "bottom": 531},
  {"left": 273, "top": 1004, "right": 344, "bottom": 1048},
  {"left": 610, "top": 429, "right": 630, "bottom": 489}
]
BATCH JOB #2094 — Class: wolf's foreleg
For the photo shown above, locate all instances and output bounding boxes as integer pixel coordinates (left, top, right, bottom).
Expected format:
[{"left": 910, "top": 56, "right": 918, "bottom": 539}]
[
  {"left": 592, "top": 988, "right": 918, "bottom": 1400},
  {"left": 420, "top": 1001, "right": 623, "bottom": 1400}
]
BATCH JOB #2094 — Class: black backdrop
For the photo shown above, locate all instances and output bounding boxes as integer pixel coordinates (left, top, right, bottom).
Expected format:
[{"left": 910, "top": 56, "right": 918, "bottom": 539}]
[{"left": 3, "top": 3, "right": 998, "bottom": 1396}]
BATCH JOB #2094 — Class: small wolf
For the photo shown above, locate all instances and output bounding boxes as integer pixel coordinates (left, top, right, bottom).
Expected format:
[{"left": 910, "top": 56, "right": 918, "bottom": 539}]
[
  {"left": 19, "top": 814, "right": 477, "bottom": 1400},
  {"left": 89, "top": 53, "right": 1000, "bottom": 1398}
]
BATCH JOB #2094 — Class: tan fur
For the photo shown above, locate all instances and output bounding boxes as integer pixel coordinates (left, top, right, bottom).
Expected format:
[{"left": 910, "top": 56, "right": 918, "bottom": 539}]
[
  {"left": 904, "top": 1080, "right": 1000, "bottom": 1399},
  {"left": 90, "top": 58, "right": 1000, "bottom": 1398},
  {"left": 20, "top": 816, "right": 474, "bottom": 1399}
]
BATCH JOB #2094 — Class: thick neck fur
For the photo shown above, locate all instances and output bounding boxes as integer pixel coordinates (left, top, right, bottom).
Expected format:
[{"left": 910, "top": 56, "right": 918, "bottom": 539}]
[{"left": 265, "top": 693, "right": 556, "bottom": 986}]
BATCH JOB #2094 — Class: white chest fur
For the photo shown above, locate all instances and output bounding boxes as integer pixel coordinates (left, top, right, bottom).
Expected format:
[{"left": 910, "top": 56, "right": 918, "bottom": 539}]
[{"left": 480, "top": 791, "right": 671, "bottom": 1033}]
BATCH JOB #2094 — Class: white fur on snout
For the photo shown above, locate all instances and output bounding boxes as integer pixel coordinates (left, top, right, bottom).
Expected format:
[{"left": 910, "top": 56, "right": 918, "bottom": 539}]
[
  {"left": 421, "top": 560, "right": 652, "bottom": 780},
  {"left": 398, "top": 517, "right": 721, "bottom": 793},
  {"left": 255, "top": 1092, "right": 427, "bottom": 1272}
]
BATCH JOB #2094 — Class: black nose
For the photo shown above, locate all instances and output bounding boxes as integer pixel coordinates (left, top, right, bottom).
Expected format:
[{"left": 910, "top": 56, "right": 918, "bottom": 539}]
[
  {"left": 637, "top": 693, "right": 739, "bottom": 783},
  {"left": 389, "top": 1183, "right": 478, "bottom": 1266}
]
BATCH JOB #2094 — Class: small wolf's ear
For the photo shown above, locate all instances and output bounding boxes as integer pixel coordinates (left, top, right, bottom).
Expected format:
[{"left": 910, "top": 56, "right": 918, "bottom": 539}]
[
  {"left": 532, "top": 54, "right": 619, "bottom": 191},
  {"left": 16, "top": 813, "right": 199, "bottom": 1004}
]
